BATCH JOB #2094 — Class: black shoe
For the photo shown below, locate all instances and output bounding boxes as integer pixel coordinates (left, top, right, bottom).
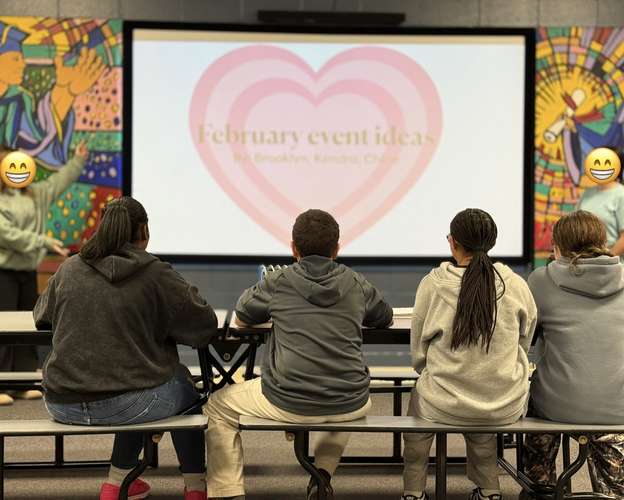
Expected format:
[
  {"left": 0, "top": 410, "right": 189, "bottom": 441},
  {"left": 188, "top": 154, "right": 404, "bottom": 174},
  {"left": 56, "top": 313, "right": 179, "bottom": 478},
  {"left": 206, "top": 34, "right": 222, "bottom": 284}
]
[
  {"left": 470, "top": 488, "right": 503, "bottom": 500},
  {"left": 306, "top": 468, "right": 334, "bottom": 500},
  {"left": 402, "top": 494, "right": 429, "bottom": 500}
]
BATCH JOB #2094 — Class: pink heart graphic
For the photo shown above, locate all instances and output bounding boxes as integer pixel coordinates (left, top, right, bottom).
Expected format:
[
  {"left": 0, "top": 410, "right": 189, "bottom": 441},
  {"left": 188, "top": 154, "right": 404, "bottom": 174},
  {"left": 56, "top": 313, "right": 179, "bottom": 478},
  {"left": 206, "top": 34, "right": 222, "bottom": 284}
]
[{"left": 189, "top": 45, "right": 443, "bottom": 249}]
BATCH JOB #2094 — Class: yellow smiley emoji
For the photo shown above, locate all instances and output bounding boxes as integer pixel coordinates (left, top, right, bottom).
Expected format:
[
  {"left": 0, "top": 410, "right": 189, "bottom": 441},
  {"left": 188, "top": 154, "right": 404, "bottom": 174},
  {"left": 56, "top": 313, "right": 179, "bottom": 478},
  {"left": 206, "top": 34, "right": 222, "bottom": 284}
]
[
  {"left": 585, "top": 147, "right": 621, "bottom": 184},
  {"left": 0, "top": 151, "right": 37, "bottom": 189}
]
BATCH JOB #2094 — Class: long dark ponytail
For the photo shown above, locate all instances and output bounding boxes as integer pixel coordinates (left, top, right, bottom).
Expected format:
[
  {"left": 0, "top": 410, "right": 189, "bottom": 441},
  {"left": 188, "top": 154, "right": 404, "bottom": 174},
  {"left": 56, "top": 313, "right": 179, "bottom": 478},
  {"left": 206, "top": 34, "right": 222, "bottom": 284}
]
[
  {"left": 80, "top": 196, "right": 148, "bottom": 261},
  {"left": 450, "top": 208, "right": 505, "bottom": 352}
]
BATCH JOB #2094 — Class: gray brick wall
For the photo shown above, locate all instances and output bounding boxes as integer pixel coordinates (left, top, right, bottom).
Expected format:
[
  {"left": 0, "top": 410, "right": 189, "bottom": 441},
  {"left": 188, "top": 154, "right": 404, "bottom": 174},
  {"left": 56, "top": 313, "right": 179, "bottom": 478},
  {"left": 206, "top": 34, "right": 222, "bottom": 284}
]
[{"left": 3, "top": 0, "right": 622, "bottom": 26}]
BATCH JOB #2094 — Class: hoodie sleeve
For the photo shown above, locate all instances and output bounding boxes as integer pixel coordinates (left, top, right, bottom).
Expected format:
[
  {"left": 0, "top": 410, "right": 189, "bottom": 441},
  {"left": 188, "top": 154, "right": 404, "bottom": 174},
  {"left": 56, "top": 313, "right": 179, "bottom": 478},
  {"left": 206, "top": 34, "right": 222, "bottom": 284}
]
[
  {"left": 0, "top": 211, "right": 56, "bottom": 253},
  {"left": 30, "top": 155, "right": 86, "bottom": 208},
  {"left": 34, "top": 272, "right": 57, "bottom": 330},
  {"left": 516, "top": 275, "right": 538, "bottom": 355},
  {"left": 358, "top": 276, "right": 393, "bottom": 328},
  {"left": 235, "top": 273, "right": 278, "bottom": 325},
  {"left": 162, "top": 267, "right": 218, "bottom": 348},
  {"left": 411, "top": 275, "right": 435, "bottom": 373}
]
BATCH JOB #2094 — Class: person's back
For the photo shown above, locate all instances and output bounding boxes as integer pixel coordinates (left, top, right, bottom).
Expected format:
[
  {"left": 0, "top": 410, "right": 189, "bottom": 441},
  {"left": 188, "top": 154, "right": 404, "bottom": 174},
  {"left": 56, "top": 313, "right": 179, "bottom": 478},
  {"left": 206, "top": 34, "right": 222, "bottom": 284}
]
[
  {"left": 40, "top": 243, "right": 215, "bottom": 402},
  {"left": 205, "top": 209, "right": 392, "bottom": 500},
  {"left": 36, "top": 196, "right": 217, "bottom": 500},
  {"left": 413, "top": 261, "right": 536, "bottom": 425},
  {"left": 402, "top": 208, "right": 536, "bottom": 500},
  {"left": 523, "top": 210, "right": 624, "bottom": 498},
  {"left": 529, "top": 254, "right": 624, "bottom": 424},
  {"left": 237, "top": 255, "right": 390, "bottom": 416}
]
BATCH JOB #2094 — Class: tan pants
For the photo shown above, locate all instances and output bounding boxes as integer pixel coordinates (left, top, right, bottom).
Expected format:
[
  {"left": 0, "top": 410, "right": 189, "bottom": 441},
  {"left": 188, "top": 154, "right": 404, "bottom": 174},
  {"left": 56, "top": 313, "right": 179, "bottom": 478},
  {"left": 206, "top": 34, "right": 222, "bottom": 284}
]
[
  {"left": 403, "top": 391, "right": 501, "bottom": 495},
  {"left": 204, "top": 377, "right": 371, "bottom": 498}
]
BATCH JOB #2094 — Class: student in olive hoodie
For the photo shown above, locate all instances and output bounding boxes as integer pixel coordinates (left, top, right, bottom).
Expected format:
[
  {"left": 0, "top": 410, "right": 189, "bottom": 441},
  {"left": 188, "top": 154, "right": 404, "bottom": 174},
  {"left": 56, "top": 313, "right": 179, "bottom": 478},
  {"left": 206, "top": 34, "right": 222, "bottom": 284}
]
[
  {"left": 402, "top": 209, "right": 537, "bottom": 500},
  {"left": 34, "top": 196, "right": 218, "bottom": 500},
  {"left": 523, "top": 210, "right": 624, "bottom": 497},
  {"left": 0, "top": 142, "right": 88, "bottom": 406},
  {"left": 205, "top": 209, "right": 393, "bottom": 500}
]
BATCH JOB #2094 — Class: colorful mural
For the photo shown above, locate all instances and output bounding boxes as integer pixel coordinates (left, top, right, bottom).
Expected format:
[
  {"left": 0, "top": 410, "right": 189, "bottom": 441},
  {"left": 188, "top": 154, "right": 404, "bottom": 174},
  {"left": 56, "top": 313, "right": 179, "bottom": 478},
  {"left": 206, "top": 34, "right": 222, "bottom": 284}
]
[
  {"left": 535, "top": 27, "right": 624, "bottom": 265},
  {"left": 0, "top": 17, "right": 122, "bottom": 250}
]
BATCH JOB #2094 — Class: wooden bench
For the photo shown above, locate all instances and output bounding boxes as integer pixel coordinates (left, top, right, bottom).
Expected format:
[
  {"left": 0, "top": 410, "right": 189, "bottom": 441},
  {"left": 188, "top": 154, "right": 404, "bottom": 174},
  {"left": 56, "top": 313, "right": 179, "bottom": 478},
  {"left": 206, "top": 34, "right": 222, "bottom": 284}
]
[
  {"left": 240, "top": 415, "right": 624, "bottom": 500},
  {"left": 0, "top": 414, "right": 208, "bottom": 500}
]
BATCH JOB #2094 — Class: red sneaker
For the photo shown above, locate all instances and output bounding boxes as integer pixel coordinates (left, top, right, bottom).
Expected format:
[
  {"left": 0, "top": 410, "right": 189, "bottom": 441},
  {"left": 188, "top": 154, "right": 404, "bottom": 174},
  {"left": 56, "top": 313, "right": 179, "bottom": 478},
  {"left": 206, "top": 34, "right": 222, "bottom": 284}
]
[
  {"left": 99, "top": 478, "right": 151, "bottom": 500},
  {"left": 183, "top": 488, "right": 207, "bottom": 500}
]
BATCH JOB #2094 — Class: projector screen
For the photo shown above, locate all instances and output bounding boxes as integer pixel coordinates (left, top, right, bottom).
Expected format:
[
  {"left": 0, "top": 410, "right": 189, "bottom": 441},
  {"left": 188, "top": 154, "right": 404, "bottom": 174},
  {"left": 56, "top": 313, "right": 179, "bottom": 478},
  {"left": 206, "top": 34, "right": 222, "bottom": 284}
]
[{"left": 126, "top": 25, "right": 533, "bottom": 261}]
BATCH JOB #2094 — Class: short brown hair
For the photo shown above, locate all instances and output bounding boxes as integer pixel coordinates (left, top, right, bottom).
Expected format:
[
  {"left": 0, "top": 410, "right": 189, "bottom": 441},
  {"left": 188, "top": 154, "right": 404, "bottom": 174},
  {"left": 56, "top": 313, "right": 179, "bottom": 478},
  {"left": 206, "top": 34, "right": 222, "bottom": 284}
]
[
  {"left": 552, "top": 210, "right": 611, "bottom": 265},
  {"left": 292, "top": 209, "right": 339, "bottom": 258}
]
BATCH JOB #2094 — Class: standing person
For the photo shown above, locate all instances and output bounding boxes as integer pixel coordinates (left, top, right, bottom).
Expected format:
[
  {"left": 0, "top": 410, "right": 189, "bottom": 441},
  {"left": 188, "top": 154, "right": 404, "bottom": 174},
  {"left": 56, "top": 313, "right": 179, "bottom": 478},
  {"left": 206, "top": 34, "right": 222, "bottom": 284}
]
[
  {"left": 576, "top": 148, "right": 624, "bottom": 258},
  {"left": 35, "top": 196, "right": 218, "bottom": 500},
  {"left": 205, "top": 209, "right": 393, "bottom": 500},
  {"left": 402, "top": 208, "right": 537, "bottom": 500},
  {"left": 0, "top": 141, "right": 88, "bottom": 406},
  {"left": 524, "top": 210, "right": 624, "bottom": 497}
]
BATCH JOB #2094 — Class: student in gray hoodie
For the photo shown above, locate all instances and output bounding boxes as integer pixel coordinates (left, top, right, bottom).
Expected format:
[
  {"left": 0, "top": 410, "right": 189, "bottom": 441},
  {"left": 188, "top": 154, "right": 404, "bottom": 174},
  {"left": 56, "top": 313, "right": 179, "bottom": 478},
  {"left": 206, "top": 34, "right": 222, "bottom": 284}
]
[
  {"left": 524, "top": 210, "right": 624, "bottom": 497},
  {"left": 35, "top": 196, "right": 218, "bottom": 500},
  {"left": 402, "top": 209, "right": 537, "bottom": 500},
  {"left": 204, "top": 209, "right": 393, "bottom": 500}
]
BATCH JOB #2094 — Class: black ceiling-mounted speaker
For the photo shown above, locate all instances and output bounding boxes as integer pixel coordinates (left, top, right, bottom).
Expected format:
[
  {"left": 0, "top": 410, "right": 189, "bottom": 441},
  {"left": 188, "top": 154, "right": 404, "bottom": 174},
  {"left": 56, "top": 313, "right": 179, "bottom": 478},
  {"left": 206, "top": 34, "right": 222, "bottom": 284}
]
[{"left": 257, "top": 10, "right": 405, "bottom": 27}]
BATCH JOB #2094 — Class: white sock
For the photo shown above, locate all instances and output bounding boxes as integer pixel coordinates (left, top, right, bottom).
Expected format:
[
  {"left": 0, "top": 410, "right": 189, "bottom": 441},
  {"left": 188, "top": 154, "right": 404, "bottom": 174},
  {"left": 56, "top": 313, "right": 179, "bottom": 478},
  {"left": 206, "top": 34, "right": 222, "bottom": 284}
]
[
  {"left": 182, "top": 472, "right": 206, "bottom": 492},
  {"left": 107, "top": 465, "right": 133, "bottom": 486}
]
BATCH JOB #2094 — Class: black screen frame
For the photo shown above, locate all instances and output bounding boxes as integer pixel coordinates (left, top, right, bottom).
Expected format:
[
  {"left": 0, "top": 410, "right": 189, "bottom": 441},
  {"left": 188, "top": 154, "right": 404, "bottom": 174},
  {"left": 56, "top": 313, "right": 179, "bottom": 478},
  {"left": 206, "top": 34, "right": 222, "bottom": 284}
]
[{"left": 123, "top": 21, "right": 536, "bottom": 266}]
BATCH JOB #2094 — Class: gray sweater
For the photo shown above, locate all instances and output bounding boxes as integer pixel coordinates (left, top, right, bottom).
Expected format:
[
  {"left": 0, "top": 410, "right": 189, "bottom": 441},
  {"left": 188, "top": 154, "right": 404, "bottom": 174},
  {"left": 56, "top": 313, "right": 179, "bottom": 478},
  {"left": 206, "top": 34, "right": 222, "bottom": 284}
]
[
  {"left": 0, "top": 155, "right": 85, "bottom": 270},
  {"left": 35, "top": 244, "right": 218, "bottom": 403},
  {"left": 411, "top": 262, "right": 537, "bottom": 425},
  {"left": 235, "top": 255, "right": 393, "bottom": 416},
  {"left": 528, "top": 256, "right": 624, "bottom": 424}
]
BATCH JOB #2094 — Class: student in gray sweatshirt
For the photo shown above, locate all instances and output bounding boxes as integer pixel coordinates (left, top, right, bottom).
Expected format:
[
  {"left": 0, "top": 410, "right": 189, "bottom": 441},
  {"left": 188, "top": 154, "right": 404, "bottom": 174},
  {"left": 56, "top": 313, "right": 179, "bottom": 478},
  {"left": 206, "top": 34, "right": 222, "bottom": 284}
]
[
  {"left": 204, "top": 209, "right": 393, "bottom": 500},
  {"left": 524, "top": 210, "right": 624, "bottom": 497},
  {"left": 35, "top": 196, "right": 218, "bottom": 500},
  {"left": 402, "top": 209, "right": 537, "bottom": 500}
]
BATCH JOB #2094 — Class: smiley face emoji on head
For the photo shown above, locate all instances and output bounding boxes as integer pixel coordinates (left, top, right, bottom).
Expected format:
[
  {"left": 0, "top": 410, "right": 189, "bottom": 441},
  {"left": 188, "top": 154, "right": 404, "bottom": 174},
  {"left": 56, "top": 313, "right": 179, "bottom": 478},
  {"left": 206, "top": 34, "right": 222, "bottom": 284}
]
[
  {"left": 0, "top": 151, "right": 36, "bottom": 188},
  {"left": 585, "top": 147, "right": 622, "bottom": 184}
]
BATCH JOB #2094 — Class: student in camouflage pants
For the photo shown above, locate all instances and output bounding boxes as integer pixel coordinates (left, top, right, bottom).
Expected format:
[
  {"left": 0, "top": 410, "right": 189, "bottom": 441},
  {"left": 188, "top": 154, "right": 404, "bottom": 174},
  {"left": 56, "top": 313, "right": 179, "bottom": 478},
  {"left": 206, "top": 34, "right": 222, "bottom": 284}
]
[
  {"left": 526, "top": 211, "right": 624, "bottom": 499},
  {"left": 523, "top": 432, "right": 624, "bottom": 497}
]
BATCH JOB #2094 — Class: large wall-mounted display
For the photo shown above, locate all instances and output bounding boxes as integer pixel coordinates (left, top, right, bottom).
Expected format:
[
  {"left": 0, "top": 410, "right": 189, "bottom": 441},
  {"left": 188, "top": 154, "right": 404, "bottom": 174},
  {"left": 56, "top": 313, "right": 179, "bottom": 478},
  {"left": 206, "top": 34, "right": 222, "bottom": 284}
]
[{"left": 125, "top": 24, "right": 534, "bottom": 262}]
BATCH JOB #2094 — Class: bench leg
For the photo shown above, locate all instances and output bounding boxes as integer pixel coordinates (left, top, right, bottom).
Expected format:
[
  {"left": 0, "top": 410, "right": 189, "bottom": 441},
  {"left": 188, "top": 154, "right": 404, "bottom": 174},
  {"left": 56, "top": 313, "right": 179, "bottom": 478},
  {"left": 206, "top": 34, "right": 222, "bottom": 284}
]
[
  {"left": 435, "top": 433, "right": 447, "bottom": 500},
  {"left": 516, "top": 432, "right": 524, "bottom": 474},
  {"left": 392, "top": 379, "right": 402, "bottom": 460},
  {"left": 119, "top": 433, "right": 159, "bottom": 500},
  {"left": 562, "top": 434, "right": 572, "bottom": 494},
  {"left": 293, "top": 431, "right": 333, "bottom": 500},
  {"left": 54, "top": 435, "right": 64, "bottom": 466},
  {"left": 555, "top": 435, "right": 589, "bottom": 500}
]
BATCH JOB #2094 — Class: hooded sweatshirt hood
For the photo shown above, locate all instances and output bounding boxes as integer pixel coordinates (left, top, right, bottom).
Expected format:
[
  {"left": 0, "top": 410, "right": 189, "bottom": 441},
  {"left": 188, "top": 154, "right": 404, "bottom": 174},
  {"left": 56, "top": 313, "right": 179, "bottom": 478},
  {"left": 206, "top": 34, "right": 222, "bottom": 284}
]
[
  {"left": 428, "top": 261, "right": 512, "bottom": 309},
  {"left": 546, "top": 255, "right": 624, "bottom": 298},
  {"left": 83, "top": 243, "right": 157, "bottom": 283},
  {"left": 284, "top": 255, "right": 356, "bottom": 307}
]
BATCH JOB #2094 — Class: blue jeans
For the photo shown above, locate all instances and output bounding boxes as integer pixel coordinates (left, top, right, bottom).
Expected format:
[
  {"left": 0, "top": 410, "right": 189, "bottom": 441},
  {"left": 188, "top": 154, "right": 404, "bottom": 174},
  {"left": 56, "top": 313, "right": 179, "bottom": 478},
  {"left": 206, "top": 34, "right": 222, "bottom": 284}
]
[{"left": 45, "top": 365, "right": 205, "bottom": 472}]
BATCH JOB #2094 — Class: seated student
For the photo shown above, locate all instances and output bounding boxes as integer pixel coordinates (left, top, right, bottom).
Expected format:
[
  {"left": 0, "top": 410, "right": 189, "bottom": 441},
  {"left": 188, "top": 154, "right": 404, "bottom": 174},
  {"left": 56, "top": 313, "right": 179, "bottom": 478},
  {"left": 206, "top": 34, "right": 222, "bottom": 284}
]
[
  {"left": 34, "top": 196, "right": 218, "bottom": 500},
  {"left": 204, "top": 209, "right": 393, "bottom": 500},
  {"left": 402, "top": 208, "right": 537, "bottom": 500},
  {"left": 524, "top": 210, "right": 624, "bottom": 497}
]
